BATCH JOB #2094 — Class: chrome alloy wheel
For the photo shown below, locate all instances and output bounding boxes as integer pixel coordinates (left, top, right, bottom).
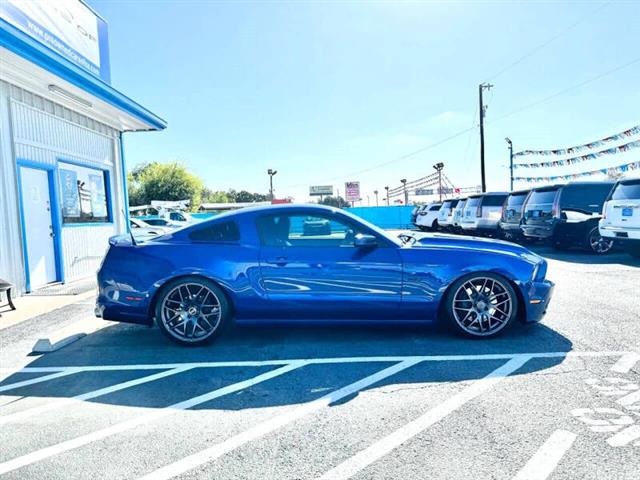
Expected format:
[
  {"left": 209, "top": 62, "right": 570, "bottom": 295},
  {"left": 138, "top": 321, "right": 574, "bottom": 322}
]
[
  {"left": 160, "top": 282, "right": 222, "bottom": 343},
  {"left": 589, "top": 230, "right": 613, "bottom": 254},
  {"left": 452, "top": 276, "right": 513, "bottom": 336}
]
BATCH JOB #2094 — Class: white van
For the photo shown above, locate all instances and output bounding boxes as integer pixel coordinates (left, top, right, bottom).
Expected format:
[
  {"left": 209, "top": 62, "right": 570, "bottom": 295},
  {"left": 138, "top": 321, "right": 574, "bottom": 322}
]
[
  {"left": 599, "top": 178, "right": 640, "bottom": 258},
  {"left": 460, "top": 192, "right": 509, "bottom": 236}
]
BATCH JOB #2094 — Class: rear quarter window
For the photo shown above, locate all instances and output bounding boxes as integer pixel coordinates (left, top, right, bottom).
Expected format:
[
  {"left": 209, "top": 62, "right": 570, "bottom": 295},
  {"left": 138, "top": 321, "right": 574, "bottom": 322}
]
[
  {"left": 189, "top": 221, "right": 240, "bottom": 242},
  {"left": 506, "top": 193, "right": 528, "bottom": 207},
  {"left": 482, "top": 195, "right": 508, "bottom": 207},
  {"left": 560, "top": 184, "right": 613, "bottom": 213},
  {"left": 466, "top": 197, "right": 481, "bottom": 207},
  {"left": 528, "top": 189, "right": 558, "bottom": 205}
]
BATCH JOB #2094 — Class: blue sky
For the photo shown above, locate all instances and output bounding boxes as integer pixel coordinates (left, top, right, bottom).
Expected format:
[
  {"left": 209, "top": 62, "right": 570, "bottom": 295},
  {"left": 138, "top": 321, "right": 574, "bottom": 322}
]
[{"left": 90, "top": 0, "right": 640, "bottom": 203}]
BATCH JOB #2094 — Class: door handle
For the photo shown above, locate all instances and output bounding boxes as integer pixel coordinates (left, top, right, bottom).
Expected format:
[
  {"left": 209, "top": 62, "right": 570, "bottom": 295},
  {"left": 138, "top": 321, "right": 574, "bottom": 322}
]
[{"left": 266, "top": 257, "right": 288, "bottom": 266}]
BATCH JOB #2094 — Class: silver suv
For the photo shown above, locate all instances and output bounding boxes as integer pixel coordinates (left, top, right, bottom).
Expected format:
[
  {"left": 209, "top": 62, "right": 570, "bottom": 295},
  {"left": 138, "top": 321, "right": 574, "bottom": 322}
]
[{"left": 460, "top": 192, "right": 509, "bottom": 237}]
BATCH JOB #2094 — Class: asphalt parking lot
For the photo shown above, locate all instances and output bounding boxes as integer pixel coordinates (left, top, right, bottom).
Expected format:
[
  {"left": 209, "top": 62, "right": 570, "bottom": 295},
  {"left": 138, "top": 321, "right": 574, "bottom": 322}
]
[{"left": 1, "top": 246, "right": 639, "bottom": 480}]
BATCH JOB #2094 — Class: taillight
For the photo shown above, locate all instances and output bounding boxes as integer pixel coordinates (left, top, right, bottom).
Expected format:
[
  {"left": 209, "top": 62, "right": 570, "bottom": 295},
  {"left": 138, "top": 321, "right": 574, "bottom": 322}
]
[
  {"left": 476, "top": 204, "right": 482, "bottom": 217},
  {"left": 602, "top": 201, "right": 608, "bottom": 220},
  {"left": 551, "top": 193, "right": 560, "bottom": 218}
]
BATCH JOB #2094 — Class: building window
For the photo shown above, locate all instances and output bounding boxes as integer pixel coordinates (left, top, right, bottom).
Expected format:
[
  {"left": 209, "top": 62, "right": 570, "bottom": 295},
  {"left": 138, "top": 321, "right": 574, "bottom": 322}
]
[{"left": 58, "top": 162, "right": 110, "bottom": 224}]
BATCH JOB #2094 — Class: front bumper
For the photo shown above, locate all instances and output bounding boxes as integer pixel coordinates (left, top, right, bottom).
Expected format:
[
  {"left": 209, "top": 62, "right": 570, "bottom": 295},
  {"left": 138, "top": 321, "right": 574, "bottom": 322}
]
[{"left": 524, "top": 280, "right": 554, "bottom": 323}]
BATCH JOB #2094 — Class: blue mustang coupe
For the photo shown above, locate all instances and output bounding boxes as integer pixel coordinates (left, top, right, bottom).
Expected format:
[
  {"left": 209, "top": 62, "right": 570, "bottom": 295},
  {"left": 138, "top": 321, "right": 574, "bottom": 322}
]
[{"left": 96, "top": 204, "right": 554, "bottom": 345}]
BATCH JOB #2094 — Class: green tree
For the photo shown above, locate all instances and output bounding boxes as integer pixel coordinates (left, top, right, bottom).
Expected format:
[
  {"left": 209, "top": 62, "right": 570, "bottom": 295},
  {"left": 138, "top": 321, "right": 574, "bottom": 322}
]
[
  {"left": 319, "top": 196, "right": 349, "bottom": 208},
  {"left": 201, "top": 187, "right": 230, "bottom": 204},
  {"left": 127, "top": 162, "right": 203, "bottom": 211}
]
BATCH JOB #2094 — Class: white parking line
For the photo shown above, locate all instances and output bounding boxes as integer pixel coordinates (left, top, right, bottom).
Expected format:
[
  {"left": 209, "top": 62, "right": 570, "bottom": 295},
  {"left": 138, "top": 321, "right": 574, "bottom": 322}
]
[
  {"left": 606, "top": 425, "right": 640, "bottom": 447},
  {"left": 0, "top": 367, "right": 192, "bottom": 426},
  {"left": 0, "top": 368, "right": 81, "bottom": 393},
  {"left": 136, "top": 359, "right": 423, "bottom": 480},
  {"left": 0, "top": 350, "right": 630, "bottom": 375},
  {"left": 611, "top": 353, "right": 640, "bottom": 374},
  {"left": 513, "top": 430, "right": 577, "bottom": 480},
  {"left": 317, "top": 355, "right": 531, "bottom": 480},
  {"left": 0, "top": 362, "right": 305, "bottom": 476}
]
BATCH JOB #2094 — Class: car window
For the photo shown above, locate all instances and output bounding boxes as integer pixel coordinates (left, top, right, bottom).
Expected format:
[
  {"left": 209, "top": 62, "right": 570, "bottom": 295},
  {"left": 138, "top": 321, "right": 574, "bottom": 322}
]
[
  {"left": 528, "top": 189, "right": 558, "bottom": 205},
  {"left": 256, "top": 213, "right": 370, "bottom": 247},
  {"left": 130, "top": 221, "right": 139, "bottom": 228},
  {"left": 429, "top": 205, "right": 441, "bottom": 211},
  {"left": 611, "top": 180, "right": 640, "bottom": 200},
  {"left": 169, "top": 212, "right": 183, "bottom": 221},
  {"left": 465, "top": 197, "right": 481, "bottom": 207},
  {"left": 560, "top": 184, "right": 612, "bottom": 213},
  {"left": 441, "top": 201, "right": 453, "bottom": 209},
  {"left": 482, "top": 195, "right": 508, "bottom": 207},
  {"left": 456, "top": 200, "right": 466, "bottom": 210},
  {"left": 189, "top": 221, "right": 240, "bottom": 242},
  {"left": 506, "top": 193, "right": 528, "bottom": 207},
  {"left": 449, "top": 199, "right": 459, "bottom": 208}
]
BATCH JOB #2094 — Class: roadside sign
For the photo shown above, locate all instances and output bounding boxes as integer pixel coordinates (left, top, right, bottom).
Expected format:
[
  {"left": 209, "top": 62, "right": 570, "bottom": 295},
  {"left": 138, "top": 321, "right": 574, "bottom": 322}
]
[
  {"left": 415, "top": 188, "right": 433, "bottom": 196},
  {"left": 345, "top": 182, "right": 360, "bottom": 202},
  {"left": 309, "top": 185, "right": 333, "bottom": 196}
]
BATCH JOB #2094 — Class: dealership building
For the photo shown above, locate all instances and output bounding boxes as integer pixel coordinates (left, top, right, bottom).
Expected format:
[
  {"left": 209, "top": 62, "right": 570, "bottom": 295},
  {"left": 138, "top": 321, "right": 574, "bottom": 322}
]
[{"left": 0, "top": 1, "right": 166, "bottom": 293}]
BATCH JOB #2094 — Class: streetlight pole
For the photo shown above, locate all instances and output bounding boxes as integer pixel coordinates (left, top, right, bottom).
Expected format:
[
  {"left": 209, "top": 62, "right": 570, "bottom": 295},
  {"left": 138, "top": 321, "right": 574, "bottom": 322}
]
[
  {"left": 267, "top": 169, "right": 277, "bottom": 200},
  {"left": 505, "top": 138, "right": 513, "bottom": 191},
  {"left": 433, "top": 162, "right": 444, "bottom": 202},
  {"left": 384, "top": 186, "right": 389, "bottom": 206},
  {"left": 479, "top": 83, "right": 493, "bottom": 193},
  {"left": 400, "top": 179, "right": 408, "bottom": 205},
  {"left": 374, "top": 190, "right": 379, "bottom": 206}
]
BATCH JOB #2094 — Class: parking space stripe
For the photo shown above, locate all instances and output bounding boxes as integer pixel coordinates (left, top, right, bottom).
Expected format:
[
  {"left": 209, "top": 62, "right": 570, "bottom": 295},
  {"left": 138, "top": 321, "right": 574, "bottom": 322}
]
[
  {"left": 513, "top": 430, "right": 577, "bottom": 480},
  {"left": 0, "top": 350, "right": 630, "bottom": 375},
  {"left": 136, "top": 358, "right": 423, "bottom": 480},
  {"left": 606, "top": 425, "right": 640, "bottom": 447},
  {"left": 0, "top": 369, "right": 81, "bottom": 393},
  {"left": 0, "top": 366, "right": 193, "bottom": 426},
  {"left": 317, "top": 355, "right": 532, "bottom": 480},
  {"left": 610, "top": 352, "right": 640, "bottom": 374},
  {"left": 0, "top": 361, "right": 306, "bottom": 476}
]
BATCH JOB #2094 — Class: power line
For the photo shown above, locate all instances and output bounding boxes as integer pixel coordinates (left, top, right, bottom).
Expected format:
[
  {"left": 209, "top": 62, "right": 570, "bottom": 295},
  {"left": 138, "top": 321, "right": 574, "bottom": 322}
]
[{"left": 484, "top": 1, "right": 612, "bottom": 82}]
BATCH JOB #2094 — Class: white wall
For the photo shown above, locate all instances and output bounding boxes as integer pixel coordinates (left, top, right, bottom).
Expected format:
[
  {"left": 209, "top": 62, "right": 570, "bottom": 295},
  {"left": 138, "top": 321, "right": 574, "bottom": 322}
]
[{"left": 0, "top": 80, "right": 127, "bottom": 292}]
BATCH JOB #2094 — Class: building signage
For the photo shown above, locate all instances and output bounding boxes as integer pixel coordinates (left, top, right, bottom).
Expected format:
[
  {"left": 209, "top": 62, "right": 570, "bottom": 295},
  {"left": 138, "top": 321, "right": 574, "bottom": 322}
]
[
  {"left": 345, "top": 181, "right": 360, "bottom": 202},
  {"left": 0, "top": 0, "right": 110, "bottom": 81},
  {"left": 59, "top": 168, "right": 80, "bottom": 218},
  {"left": 309, "top": 185, "right": 333, "bottom": 196},
  {"left": 415, "top": 188, "right": 433, "bottom": 196}
]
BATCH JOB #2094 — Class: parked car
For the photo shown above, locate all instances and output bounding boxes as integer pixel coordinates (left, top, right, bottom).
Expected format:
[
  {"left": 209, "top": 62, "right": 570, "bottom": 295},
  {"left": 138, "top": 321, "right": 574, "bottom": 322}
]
[
  {"left": 303, "top": 216, "right": 331, "bottom": 236},
  {"left": 451, "top": 198, "right": 467, "bottom": 233},
  {"left": 460, "top": 192, "right": 509, "bottom": 237},
  {"left": 96, "top": 204, "right": 553, "bottom": 345},
  {"left": 410, "top": 205, "right": 421, "bottom": 225},
  {"left": 436, "top": 199, "right": 460, "bottom": 231},
  {"left": 129, "top": 218, "right": 170, "bottom": 241},
  {"left": 499, "top": 189, "right": 531, "bottom": 243},
  {"left": 415, "top": 202, "right": 442, "bottom": 231},
  {"left": 143, "top": 218, "right": 183, "bottom": 229},
  {"left": 599, "top": 178, "right": 640, "bottom": 258},
  {"left": 521, "top": 181, "right": 615, "bottom": 254}
]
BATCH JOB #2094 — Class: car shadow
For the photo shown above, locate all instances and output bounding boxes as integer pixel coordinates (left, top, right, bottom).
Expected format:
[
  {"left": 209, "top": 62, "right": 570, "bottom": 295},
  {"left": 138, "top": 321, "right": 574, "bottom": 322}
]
[{"left": 0, "top": 320, "right": 573, "bottom": 412}]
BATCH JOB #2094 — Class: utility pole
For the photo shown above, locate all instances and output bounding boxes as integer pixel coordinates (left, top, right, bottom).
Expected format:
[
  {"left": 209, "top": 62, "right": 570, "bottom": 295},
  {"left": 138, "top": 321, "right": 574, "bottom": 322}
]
[
  {"left": 400, "top": 179, "right": 408, "bottom": 205},
  {"left": 267, "top": 168, "right": 277, "bottom": 200},
  {"left": 373, "top": 190, "right": 379, "bottom": 206},
  {"left": 384, "top": 186, "right": 389, "bottom": 206},
  {"left": 433, "top": 162, "right": 444, "bottom": 202},
  {"left": 505, "top": 138, "right": 513, "bottom": 191},
  {"left": 479, "top": 83, "right": 493, "bottom": 193}
]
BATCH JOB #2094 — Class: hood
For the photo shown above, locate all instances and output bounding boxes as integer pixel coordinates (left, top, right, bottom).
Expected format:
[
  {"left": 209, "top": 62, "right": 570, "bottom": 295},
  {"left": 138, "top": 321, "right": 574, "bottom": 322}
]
[{"left": 408, "top": 232, "right": 534, "bottom": 257}]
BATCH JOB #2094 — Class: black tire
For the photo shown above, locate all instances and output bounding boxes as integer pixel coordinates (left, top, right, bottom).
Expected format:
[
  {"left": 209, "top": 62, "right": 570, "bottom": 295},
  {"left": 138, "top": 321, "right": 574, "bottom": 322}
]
[
  {"left": 431, "top": 220, "right": 439, "bottom": 231},
  {"left": 444, "top": 272, "right": 518, "bottom": 339},
  {"left": 155, "top": 276, "right": 231, "bottom": 346},
  {"left": 586, "top": 227, "right": 613, "bottom": 255}
]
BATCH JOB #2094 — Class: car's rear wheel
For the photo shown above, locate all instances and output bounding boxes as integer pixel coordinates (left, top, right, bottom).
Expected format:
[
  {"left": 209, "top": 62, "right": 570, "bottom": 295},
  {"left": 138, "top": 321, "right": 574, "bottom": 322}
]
[
  {"left": 445, "top": 273, "right": 518, "bottom": 338},
  {"left": 587, "top": 227, "right": 613, "bottom": 255},
  {"left": 155, "top": 277, "right": 230, "bottom": 346}
]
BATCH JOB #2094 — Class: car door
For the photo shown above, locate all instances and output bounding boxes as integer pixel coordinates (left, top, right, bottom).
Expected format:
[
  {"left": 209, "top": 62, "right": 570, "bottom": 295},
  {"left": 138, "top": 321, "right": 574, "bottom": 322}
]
[{"left": 256, "top": 211, "right": 403, "bottom": 319}]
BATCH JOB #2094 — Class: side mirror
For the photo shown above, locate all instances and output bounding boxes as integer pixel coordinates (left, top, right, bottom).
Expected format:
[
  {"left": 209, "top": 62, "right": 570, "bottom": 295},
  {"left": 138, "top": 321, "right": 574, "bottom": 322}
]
[{"left": 354, "top": 233, "right": 377, "bottom": 248}]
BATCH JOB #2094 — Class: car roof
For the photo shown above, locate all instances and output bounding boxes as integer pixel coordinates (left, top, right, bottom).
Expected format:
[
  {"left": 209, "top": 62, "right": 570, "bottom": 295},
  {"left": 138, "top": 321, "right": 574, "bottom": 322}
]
[
  {"left": 508, "top": 189, "right": 531, "bottom": 196},
  {"left": 467, "top": 192, "right": 509, "bottom": 198}
]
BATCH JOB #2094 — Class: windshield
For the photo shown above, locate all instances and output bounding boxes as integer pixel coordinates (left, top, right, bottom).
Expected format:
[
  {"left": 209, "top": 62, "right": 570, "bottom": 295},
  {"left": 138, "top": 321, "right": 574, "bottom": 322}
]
[
  {"left": 465, "top": 197, "right": 481, "bottom": 207},
  {"left": 339, "top": 209, "right": 404, "bottom": 247},
  {"left": 611, "top": 180, "right": 640, "bottom": 200}
]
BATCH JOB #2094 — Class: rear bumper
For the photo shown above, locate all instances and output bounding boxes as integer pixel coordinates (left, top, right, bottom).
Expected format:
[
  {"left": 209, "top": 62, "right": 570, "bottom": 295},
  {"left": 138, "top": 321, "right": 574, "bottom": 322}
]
[
  {"left": 521, "top": 224, "right": 554, "bottom": 239},
  {"left": 599, "top": 225, "right": 640, "bottom": 241},
  {"left": 523, "top": 280, "right": 554, "bottom": 323}
]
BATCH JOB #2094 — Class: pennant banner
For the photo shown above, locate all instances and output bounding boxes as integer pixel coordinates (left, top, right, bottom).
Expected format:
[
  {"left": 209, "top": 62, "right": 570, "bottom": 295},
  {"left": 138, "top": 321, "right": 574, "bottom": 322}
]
[
  {"left": 513, "top": 139, "right": 640, "bottom": 169},
  {"left": 514, "top": 160, "right": 640, "bottom": 183},
  {"left": 513, "top": 125, "right": 640, "bottom": 158}
]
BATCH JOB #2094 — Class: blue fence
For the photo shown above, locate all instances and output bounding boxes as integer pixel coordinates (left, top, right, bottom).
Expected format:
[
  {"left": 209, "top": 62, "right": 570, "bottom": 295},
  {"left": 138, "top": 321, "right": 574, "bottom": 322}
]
[{"left": 347, "top": 206, "right": 414, "bottom": 230}]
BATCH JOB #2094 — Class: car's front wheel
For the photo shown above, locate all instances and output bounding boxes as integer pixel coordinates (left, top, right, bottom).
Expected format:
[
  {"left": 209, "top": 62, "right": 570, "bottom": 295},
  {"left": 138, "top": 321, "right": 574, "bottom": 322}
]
[
  {"left": 444, "top": 273, "right": 518, "bottom": 338},
  {"left": 587, "top": 227, "right": 613, "bottom": 255},
  {"left": 155, "top": 277, "right": 230, "bottom": 346}
]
